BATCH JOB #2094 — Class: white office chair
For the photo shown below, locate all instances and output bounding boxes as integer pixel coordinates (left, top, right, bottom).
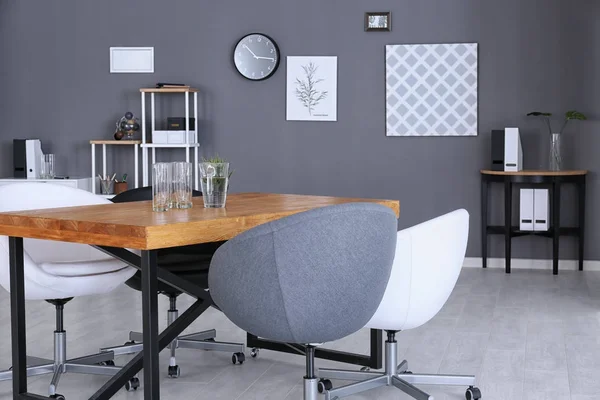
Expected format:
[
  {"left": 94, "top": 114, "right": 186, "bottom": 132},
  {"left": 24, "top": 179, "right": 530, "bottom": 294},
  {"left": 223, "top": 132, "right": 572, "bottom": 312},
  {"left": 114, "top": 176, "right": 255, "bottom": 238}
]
[
  {"left": 319, "top": 209, "right": 482, "bottom": 400},
  {"left": 0, "top": 183, "right": 138, "bottom": 400}
]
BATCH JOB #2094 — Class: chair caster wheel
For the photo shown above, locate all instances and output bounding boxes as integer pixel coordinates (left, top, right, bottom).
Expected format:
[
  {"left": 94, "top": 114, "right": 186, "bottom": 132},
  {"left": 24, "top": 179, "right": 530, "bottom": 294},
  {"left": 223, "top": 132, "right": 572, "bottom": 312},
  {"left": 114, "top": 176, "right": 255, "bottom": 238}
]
[
  {"left": 360, "top": 366, "right": 370, "bottom": 372},
  {"left": 250, "top": 348, "right": 259, "bottom": 358},
  {"left": 50, "top": 395, "right": 65, "bottom": 400},
  {"left": 466, "top": 386, "right": 482, "bottom": 400},
  {"left": 98, "top": 360, "right": 115, "bottom": 366},
  {"left": 318, "top": 379, "right": 333, "bottom": 394},
  {"left": 168, "top": 365, "right": 181, "bottom": 378},
  {"left": 125, "top": 377, "right": 140, "bottom": 392},
  {"left": 232, "top": 352, "right": 245, "bottom": 365}
]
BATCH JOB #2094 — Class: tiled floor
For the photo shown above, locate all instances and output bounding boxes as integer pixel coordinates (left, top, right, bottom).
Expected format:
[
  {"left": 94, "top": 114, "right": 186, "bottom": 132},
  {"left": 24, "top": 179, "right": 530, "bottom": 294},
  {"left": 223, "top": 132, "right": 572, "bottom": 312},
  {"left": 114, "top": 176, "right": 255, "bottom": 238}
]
[{"left": 0, "top": 267, "right": 599, "bottom": 399}]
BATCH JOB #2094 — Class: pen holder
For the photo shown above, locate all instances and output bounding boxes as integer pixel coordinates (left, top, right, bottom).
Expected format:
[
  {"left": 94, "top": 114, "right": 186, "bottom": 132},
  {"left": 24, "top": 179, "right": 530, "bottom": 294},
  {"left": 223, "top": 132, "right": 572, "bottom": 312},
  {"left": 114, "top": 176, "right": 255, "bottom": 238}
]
[
  {"left": 114, "top": 181, "right": 128, "bottom": 195},
  {"left": 100, "top": 179, "right": 114, "bottom": 195}
]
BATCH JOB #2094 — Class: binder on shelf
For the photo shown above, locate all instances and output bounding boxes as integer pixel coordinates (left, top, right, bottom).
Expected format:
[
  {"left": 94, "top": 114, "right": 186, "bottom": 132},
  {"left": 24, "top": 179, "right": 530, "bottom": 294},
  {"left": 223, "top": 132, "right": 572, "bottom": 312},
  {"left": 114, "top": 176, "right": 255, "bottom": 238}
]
[
  {"left": 519, "top": 189, "right": 534, "bottom": 231},
  {"left": 533, "top": 189, "right": 550, "bottom": 231}
]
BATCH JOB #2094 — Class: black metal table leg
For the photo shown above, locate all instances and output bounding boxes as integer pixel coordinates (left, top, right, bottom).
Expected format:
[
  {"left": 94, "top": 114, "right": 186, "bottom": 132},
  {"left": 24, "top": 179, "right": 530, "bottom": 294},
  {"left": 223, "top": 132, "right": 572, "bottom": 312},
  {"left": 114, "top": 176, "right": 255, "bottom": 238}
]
[
  {"left": 504, "top": 180, "right": 512, "bottom": 274},
  {"left": 90, "top": 298, "right": 209, "bottom": 400},
  {"left": 578, "top": 177, "right": 586, "bottom": 271},
  {"left": 9, "top": 237, "right": 27, "bottom": 399},
  {"left": 552, "top": 181, "right": 561, "bottom": 275},
  {"left": 247, "top": 329, "right": 383, "bottom": 369},
  {"left": 481, "top": 177, "right": 488, "bottom": 269},
  {"left": 141, "top": 250, "right": 159, "bottom": 400}
]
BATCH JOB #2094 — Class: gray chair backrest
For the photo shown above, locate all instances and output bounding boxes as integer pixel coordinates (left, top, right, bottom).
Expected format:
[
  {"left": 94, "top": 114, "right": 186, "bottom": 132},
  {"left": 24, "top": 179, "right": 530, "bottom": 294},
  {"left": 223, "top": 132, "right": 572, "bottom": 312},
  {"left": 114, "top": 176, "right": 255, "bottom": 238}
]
[{"left": 208, "top": 202, "right": 398, "bottom": 344}]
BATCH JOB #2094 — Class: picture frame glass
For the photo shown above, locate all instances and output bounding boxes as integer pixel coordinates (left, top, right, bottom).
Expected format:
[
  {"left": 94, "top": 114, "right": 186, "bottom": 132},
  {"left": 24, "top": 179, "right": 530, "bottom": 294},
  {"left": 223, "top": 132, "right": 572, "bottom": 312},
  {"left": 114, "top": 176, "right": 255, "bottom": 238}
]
[{"left": 368, "top": 15, "right": 388, "bottom": 29}]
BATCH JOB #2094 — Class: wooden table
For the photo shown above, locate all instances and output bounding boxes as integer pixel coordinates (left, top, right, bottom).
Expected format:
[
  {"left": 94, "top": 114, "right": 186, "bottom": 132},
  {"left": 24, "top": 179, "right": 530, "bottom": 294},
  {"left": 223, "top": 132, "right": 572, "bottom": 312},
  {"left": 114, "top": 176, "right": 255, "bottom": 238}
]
[
  {"left": 480, "top": 170, "right": 587, "bottom": 275},
  {"left": 0, "top": 193, "right": 399, "bottom": 400}
]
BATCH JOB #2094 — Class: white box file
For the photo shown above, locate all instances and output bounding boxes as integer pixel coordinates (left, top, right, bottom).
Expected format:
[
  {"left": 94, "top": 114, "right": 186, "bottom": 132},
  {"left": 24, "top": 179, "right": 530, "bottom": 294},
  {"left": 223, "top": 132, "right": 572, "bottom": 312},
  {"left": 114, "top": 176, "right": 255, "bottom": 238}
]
[
  {"left": 520, "top": 189, "right": 534, "bottom": 231},
  {"left": 533, "top": 189, "right": 549, "bottom": 231}
]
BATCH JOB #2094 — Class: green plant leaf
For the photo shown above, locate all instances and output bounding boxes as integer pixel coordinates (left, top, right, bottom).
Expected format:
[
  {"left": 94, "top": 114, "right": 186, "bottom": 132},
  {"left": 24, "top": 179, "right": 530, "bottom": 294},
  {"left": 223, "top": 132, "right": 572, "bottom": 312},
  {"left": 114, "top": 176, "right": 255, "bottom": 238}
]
[
  {"left": 565, "top": 110, "right": 587, "bottom": 121},
  {"left": 527, "top": 112, "right": 552, "bottom": 117},
  {"left": 201, "top": 153, "right": 229, "bottom": 164},
  {"left": 201, "top": 154, "right": 234, "bottom": 179}
]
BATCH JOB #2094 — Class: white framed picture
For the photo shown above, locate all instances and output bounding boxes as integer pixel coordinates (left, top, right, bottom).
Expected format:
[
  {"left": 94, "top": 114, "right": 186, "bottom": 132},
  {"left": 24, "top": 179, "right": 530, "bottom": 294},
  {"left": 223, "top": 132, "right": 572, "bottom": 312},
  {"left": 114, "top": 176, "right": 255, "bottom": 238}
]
[
  {"left": 286, "top": 56, "right": 337, "bottom": 121},
  {"left": 109, "top": 47, "right": 154, "bottom": 73}
]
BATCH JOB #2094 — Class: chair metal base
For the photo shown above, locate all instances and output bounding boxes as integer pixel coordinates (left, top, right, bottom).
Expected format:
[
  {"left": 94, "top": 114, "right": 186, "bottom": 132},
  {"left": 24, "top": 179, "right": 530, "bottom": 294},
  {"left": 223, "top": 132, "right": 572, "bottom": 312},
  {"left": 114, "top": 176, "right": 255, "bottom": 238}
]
[
  {"left": 319, "top": 339, "right": 477, "bottom": 400},
  {"left": 101, "top": 306, "right": 245, "bottom": 377},
  {"left": 0, "top": 331, "right": 122, "bottom": 396}
]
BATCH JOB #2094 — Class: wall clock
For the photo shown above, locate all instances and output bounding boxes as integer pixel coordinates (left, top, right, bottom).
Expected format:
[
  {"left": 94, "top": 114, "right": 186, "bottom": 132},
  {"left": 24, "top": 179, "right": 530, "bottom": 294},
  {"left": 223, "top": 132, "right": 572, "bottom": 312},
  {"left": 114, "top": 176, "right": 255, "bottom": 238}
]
[{"left": 233, "top": 33, "right": 280, "bottom": 81}]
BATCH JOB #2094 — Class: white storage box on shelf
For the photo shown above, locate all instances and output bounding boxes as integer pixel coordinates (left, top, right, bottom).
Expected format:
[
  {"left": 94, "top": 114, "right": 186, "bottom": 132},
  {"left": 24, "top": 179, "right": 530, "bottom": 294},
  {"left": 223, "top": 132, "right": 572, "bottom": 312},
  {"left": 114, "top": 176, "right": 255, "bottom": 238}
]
[
  {"left": 167, "top": 131, "right": 196, "bottom": 144},
  {"left": 152, "top": 131, "right": 197, "bottom": 145},
  {"left": 152, "top": 131, "right": 169, "bottom": 144},
  {"left": 140, "top": 87, "right": 201, "bottom": 190}
]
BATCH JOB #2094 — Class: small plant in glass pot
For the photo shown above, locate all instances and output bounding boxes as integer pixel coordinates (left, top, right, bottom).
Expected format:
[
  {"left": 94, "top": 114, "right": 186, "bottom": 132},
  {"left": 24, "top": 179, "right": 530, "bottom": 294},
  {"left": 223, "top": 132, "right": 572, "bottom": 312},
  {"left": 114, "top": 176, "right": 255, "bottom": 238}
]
[
  {"left": 199, "top": 155, "right": 234, "bottom": 208},
  {"left": 527, "top": 110, "right": 587, "bottom": 171}
]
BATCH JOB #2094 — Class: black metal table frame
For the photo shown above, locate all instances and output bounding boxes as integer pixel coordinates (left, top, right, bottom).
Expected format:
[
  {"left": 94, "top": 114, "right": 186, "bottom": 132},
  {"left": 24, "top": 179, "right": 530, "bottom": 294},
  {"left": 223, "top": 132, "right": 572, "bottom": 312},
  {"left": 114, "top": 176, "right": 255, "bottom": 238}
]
[
  {"left": 9, "top": 240, "right": 383, "bottom": 400},
  {"left": 480, "top": 173, "right": 586, "bottom": 275},
  {"left": 247, "top": 329, "right": 383, "bottom": 370}
]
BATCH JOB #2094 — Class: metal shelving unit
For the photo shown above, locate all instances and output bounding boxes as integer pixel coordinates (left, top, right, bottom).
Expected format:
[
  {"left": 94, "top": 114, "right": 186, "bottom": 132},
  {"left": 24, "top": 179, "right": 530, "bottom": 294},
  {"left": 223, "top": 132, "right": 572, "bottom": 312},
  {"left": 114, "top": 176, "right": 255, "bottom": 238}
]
[
  {"left": 140, "top": 87, "right": 200, "bottom": 190},
  {"left": 90, "top": 140, "right": 140, "bottom": 195}
]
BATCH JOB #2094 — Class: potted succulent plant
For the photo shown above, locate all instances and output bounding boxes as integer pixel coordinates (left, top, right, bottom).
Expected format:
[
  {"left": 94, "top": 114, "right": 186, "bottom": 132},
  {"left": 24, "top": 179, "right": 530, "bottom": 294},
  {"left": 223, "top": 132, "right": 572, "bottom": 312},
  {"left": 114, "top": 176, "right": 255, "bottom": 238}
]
[
  {"left": 527, "top": 110, "right": 587, "bottom": 171},
  {"left": 199, "top": 155, "right": 234, "bottom": 208}
]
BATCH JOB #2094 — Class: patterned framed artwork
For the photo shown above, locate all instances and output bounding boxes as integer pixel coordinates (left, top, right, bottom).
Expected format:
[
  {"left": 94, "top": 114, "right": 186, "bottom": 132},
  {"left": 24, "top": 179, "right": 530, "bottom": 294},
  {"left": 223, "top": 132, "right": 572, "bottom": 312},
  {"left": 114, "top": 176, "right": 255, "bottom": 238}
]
[{"left": 386, "top": 43, "right": 478, "bottom": 137}]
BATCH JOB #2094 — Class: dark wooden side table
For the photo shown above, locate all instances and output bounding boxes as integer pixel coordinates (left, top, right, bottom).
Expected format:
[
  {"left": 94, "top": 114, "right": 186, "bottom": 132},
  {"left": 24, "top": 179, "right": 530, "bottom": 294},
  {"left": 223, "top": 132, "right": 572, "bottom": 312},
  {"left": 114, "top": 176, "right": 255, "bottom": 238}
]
[{"left": 480, "top": 170, "right": 587, "bottom": 275}]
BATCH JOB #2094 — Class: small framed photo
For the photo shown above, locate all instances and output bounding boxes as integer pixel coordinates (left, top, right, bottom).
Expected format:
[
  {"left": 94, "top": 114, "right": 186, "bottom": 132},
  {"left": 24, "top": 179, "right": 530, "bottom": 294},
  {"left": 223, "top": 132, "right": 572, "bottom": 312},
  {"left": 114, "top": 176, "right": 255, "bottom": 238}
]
[{"left": 365, "top": 12, "right": 392, "bottom": 32}]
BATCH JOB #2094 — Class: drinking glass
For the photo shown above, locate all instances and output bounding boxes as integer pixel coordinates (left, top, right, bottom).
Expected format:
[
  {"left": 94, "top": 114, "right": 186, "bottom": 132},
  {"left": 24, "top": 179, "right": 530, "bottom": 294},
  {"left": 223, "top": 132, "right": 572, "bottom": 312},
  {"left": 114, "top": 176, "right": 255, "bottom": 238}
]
[
  {"left": 199, "top": 162, "right": 229, "bottom": 208},
  {"left": 164, "top": 162, "right": 174, "bottom": 209},
  {"left": 172, "top": 162, "right": 193, "bottom": 209},
  {"left": 40, "top": 154, "right": 55, "bottom": 179},
  {"left": 152, "top": 163, "right": 170, "bottom": 212}
]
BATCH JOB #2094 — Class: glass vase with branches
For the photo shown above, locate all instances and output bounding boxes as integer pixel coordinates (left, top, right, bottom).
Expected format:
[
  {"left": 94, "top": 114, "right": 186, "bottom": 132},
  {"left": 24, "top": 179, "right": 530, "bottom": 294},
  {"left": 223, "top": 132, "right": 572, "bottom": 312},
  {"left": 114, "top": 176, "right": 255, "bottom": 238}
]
[{"left": 527, "top": 110, "right": 587, "bottom": 171}]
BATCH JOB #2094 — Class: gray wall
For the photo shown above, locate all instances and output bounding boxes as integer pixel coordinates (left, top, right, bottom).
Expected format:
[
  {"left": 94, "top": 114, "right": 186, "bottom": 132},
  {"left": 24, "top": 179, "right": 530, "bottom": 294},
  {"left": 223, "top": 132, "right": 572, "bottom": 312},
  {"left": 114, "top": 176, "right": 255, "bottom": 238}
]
[{"left": 0, "top": 0, "right": 596, "bottom": 260}]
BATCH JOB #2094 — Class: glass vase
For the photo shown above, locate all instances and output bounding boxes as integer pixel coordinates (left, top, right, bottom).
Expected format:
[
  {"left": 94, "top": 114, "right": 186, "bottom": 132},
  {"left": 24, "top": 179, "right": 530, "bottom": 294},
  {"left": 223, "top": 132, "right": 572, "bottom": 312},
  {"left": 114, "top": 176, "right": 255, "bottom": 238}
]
[
  {"left": 199, "top": 162, "right": 229, "bottom": 208},
  {"left": 549, "top": 133, "right": 562, "bottom": 171}
]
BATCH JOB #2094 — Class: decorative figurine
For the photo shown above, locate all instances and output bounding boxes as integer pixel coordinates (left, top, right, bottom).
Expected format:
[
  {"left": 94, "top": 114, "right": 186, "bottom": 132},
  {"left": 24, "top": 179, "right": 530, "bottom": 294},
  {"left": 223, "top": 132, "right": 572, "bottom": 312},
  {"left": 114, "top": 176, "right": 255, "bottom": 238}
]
[{"left": 114, "top": 111, "right": 140, "bottom": 140}]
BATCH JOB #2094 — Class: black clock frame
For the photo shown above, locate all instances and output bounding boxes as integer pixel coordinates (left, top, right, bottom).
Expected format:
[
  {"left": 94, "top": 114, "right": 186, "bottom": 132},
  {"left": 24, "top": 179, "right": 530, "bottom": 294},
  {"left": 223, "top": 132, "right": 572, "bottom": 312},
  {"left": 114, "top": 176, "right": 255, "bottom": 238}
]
[{"left": 233, "top": 32, "right": 281, "bottom": 81}]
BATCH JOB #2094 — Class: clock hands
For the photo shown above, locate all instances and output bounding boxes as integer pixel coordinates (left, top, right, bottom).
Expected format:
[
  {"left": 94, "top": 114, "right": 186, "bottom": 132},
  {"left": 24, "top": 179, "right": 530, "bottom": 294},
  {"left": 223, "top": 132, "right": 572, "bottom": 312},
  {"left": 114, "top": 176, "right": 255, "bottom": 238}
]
[
  {"left": 242, "top": 44, "right": 275, "bottom": 62},
  {"left": 255, "top": 56, "right": 275, "bottom": 61},
  {"left": 242, "top": 44, "right": 258, "bottom": 59}
]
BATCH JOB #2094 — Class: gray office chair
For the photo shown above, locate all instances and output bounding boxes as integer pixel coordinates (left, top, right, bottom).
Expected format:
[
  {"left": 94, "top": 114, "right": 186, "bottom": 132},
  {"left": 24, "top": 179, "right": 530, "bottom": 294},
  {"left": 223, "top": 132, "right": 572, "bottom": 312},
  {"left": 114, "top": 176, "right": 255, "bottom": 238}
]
[
  {"left": 101, "top": 187, "right": 245, "bottom": 379},
  {"left": 209, "top": 203, "right": 398, "bottom": 400}
]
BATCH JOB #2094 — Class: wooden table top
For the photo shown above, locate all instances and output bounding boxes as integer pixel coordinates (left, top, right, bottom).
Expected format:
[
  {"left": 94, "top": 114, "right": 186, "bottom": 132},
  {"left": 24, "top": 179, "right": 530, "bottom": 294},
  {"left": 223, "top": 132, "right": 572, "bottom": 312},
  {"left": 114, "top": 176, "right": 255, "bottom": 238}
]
[
  {"left": 480, "top": 169, "right": 588, "bottom": 176},
  {"left": 0, "top": 193, "right": 400, "bottom": 250}
]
